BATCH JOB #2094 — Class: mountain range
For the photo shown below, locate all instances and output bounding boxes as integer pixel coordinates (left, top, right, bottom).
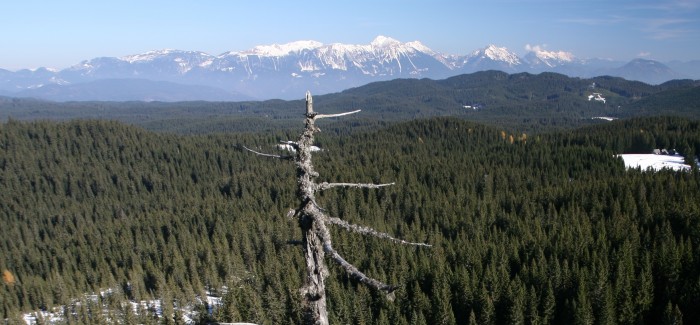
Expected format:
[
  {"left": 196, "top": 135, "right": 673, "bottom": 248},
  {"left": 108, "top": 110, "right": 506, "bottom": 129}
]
[{"left": 1, "top": 36, "right": 697, "bottom": 101}]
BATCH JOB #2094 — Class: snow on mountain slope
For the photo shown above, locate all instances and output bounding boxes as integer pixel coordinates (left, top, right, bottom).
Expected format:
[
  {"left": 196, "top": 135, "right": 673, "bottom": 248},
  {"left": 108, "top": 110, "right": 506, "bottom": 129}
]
[
  {"left": 480, "top": 44, "right": 521, "bottom": 65},
  {"left": 458, "top": 45, "right": 522, "bottom": 72},
  {"left": 527, "top": 45, "right": 574, "bottom": 60},
  {"left": 67, "top": 50, "right": 217, "bottom": 77},
  {"left": 217, "top": 36, "right": 443, "bottom": 75},
  {"left": 0, "top": 36, "right": 692, "bottom": 100},
  {"left": 121, "top": 50, "right": 215, "bottom": 73},
  {"left": 523, "top": 45, "right": 578, "bottom": 68},
  {"left": 532, "top": 49, "right": 575, "bottom": 63},
  {"left": 239, "top": 40, "right": 324, "bottom": 57}
]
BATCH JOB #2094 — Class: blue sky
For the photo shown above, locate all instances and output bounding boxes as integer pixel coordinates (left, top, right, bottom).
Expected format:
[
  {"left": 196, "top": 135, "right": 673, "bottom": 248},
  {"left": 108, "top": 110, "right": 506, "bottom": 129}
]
[{"left": 2, "top": 0, "right": 699, "bottom": 70}]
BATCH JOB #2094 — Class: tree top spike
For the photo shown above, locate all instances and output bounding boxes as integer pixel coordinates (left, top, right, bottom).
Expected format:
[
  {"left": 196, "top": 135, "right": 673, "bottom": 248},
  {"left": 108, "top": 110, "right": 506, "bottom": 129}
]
[{"left": 306, "top": 91, "right": 313, "bottom": 115}]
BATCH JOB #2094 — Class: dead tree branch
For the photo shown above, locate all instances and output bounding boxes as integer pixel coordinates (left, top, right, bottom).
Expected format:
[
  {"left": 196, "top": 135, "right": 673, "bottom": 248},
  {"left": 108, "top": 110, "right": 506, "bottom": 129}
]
[
  {"left": 326, "top": 216, "right": 432, "bottom": 247},
  {"left": 314, "top": 110, "right": 361, "bottom": 119},
  {"left": 315, "top": 219, "right": 398, "bottom": 295},
  {"left": 242, "top": 146, "right": 293, "bottom": 160},
  {"left": 245, "top": 91, "right": 429, "bottom": 325},
  {"left": 316, "top": 182, "right": 395, "bottom": 191}
]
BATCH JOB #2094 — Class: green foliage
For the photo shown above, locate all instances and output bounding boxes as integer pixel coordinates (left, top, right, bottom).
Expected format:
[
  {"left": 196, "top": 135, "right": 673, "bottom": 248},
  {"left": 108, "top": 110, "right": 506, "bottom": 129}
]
[{"left": 1, "top": 115, "right": 699, "bottom": 324}]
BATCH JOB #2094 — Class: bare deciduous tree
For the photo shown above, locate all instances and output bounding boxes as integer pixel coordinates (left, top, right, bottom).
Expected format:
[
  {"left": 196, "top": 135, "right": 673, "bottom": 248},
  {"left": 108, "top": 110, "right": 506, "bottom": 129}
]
[{"left": 245, "top": 92, "right": 430, "bottom": 325}]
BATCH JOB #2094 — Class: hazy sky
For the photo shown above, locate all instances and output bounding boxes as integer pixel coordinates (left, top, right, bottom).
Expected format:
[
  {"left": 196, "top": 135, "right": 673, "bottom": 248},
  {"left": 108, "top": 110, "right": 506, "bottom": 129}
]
[{"left": 2, "top": 0, "right": 699, "bottom": 70}]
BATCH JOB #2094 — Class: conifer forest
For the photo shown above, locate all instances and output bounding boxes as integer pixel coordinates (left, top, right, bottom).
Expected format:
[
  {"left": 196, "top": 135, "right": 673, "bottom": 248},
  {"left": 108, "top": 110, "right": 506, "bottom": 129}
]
[{"left": 1, "top": 83, "right": 700, "bottom": 324}]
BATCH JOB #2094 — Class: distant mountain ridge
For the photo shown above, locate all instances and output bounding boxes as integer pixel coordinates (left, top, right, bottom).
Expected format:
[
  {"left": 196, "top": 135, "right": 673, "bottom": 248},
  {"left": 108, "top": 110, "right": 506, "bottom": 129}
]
[
  {"left": 1, "top": 36, "right": 698, "bottom": 101},
  {"left": 4, "top": 71, "right": 698, "bottom": 132}
]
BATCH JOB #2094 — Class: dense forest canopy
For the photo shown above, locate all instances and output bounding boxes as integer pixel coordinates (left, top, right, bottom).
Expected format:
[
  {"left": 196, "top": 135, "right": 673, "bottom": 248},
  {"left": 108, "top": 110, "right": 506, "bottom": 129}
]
[{"left": 1, "top": 113, "right": 699, "bottom": 324}]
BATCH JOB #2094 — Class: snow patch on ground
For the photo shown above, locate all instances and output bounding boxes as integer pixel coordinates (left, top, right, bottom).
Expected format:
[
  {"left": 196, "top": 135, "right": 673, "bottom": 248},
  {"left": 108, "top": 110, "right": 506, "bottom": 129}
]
[
  {"left": 617, "top": 154, "right": 692, "bottom": 172},
  {"left": 19, "top": 290, "right": 230, "bottom": 324},
  {"left": 592, "top": 116, "right": 616, "bottom": 121}
]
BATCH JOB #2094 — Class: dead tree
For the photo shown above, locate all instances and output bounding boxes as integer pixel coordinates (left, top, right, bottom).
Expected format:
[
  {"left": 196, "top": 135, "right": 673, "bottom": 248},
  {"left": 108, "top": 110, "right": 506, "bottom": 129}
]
[{"left": 245, "top": 92, "right": 430, "bottom": 325}]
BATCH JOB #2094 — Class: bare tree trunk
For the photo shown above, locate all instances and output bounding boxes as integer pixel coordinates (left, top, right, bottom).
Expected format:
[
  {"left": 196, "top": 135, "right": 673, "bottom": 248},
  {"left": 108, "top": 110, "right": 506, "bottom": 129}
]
[
  {"left": 245, "top": 92, "right": 429, "bottom": 325},
  {"left": 297, "top": 93, "right": 329, "bottom": 325},
  {"left": 299, "top": 211, "right": 329, "bottom": 325}
]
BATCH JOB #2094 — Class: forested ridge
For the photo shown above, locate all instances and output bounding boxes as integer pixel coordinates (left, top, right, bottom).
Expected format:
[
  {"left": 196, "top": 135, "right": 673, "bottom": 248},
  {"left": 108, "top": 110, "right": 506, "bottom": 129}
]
[
  {"left": 2, "top": 71, "right": 699, "bottom": 134},
  {"left": 1, "top": 116, "right": 700, "bottom": 324}
]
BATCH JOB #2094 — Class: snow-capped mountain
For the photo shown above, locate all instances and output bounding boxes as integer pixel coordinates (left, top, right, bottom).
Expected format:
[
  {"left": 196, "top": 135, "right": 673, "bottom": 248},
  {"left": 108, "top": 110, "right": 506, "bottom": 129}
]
[
  {"left": 211, "top": 35, "right": 450, "bottom": 79},
  {"left": 50, "top": 36, "right": 453, "bottom": 100},
  {"left": 458, "top": 45, "right": 522, "bottom": 72},
  {"left": 63, "top": 50, "right": 217, "bottom": 80},
  {"left": 0, "top": 67, "right": 68, "bottom": 91},
  {"left": 522, "top": 46, "right": 578, "bottom": 69},
  {"left": 0, "top": 36, "right": 696, "bottom": 101}
]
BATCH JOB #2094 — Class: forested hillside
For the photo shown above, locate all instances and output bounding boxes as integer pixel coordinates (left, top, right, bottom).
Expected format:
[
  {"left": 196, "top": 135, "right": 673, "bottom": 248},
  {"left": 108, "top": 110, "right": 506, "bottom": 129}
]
[
  {"left": 2, "top": 71, "right": 699, "bottom": 134},
  {"left": 1, "top": 116, "right": 700, "bottom": 324}
]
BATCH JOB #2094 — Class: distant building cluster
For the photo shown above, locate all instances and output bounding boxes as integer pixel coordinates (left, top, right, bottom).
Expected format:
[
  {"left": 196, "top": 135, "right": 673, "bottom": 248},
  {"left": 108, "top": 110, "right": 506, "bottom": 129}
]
[{"left": 652, "top": 148, "right": 678, "bottom": 155}]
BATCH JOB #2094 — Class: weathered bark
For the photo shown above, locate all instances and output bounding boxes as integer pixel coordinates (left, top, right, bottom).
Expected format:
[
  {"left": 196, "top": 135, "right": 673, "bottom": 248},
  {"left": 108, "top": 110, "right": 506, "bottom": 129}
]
[
  {"left": 245, "top": 91, "right": 430, "bottom": 325},
  {"left": 296, "top": 92, "right": 330, "bottom": 325},
  {"left": 299, "top": 211, "right": 328, "bottom": 325}
]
